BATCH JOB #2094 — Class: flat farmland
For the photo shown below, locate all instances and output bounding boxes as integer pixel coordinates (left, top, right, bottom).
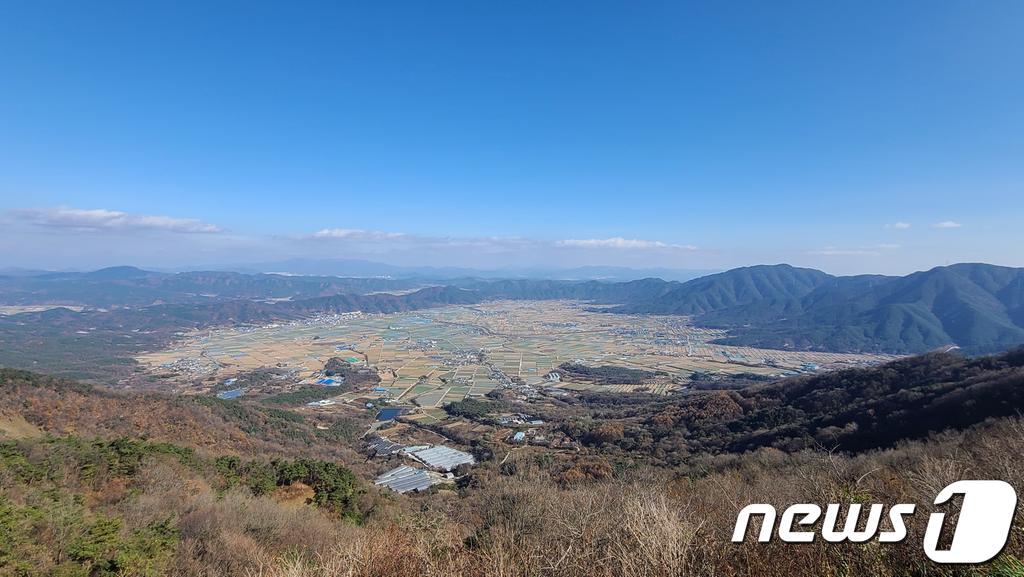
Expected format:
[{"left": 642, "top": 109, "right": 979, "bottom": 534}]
[{"left": 137, "top": 301, "right": 897, "bottom": 406}]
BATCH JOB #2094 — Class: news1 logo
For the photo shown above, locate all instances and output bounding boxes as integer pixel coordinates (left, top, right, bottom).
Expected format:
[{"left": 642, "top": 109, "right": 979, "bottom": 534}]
[{"left": 732, "top": 480, "right": 1017, "bottom": 564}]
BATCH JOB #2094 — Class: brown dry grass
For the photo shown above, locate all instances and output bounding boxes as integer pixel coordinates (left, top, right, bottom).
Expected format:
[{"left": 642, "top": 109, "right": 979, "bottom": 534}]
[
  {"left": 9, "top": 415, "right": 1009, "bottom": 577},
  {"left": 175, "top": 417, "right": 1024, "bottom": 577}
]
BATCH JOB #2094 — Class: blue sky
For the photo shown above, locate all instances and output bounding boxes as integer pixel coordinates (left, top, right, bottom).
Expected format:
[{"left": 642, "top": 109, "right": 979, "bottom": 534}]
[{"left": 1, "top": 1, "right": 1021, "bottom": 274}]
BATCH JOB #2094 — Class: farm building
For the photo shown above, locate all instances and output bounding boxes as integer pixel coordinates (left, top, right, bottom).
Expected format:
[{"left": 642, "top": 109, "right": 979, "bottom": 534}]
[
  {"left": 365, "top": 435, "right": 404, "bottom": 457},
  {"left": 408, "top": 445, "right": 475, "bottom": 472},
  {"left": 374, "top": 465, "right": 434, "bottom": 493}
]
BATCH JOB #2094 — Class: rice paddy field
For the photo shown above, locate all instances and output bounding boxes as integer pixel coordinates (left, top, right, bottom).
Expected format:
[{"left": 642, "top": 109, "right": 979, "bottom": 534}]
[{"left": 137, "top": 300, "right": 897, "bottom": 407}]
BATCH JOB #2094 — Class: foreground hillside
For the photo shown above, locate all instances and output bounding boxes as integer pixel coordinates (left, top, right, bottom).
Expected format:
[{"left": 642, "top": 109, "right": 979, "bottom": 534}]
[
  {"left": 0, "top": 369, "right": 365, "bottom": 461},
  {"left": 545, "top": 347, "right": 1024, "bottom": 465},
  {"left": 3, "top": 352, "right": 1024, "bottom": 576},
  {"left": 6, "top": 422, "right": 1024, "bottom": 577}
]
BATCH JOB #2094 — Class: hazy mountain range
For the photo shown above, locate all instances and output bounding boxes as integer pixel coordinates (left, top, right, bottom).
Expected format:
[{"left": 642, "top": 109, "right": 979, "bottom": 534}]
[
  {"left": 2, "top": 262, "right": 1023, "bottom": 355},
  {"left": 166, "top": 259, "right": 717, "bottom": 282}
]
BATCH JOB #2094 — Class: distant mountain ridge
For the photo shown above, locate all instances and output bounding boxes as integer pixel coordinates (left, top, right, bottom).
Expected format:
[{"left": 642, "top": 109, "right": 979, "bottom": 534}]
[
  {"left": 612, "top": 263, "right": 1024, "bottom": 354},
  {"left": 2, "top": 262, "right": 1024, "bottom": 357},
  {"left": 0, "top": 267, "right": 423, "bottom": 307},
  {"left": 221, "top": 258, "right": 715, "bottom": 282},
  {"left": 608, "top": 264, "right": 833, "bottom": 316}
]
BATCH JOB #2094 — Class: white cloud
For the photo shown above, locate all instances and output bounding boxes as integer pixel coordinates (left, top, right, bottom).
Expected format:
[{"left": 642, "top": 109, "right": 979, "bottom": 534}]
[
  {"left": 931, "top": 221, "right": 963, "bottom": 229},
  {"left": 299, "top": 229, "right": 541, "bottom": 254},
  {"left": 11, "top": 206, "right": 221, "bottom": 233},
  {"left": 556, "top": 237, "right": 697, "bottom": 250},
  {"left": 807, "top": 247, "right": 878, "bottom": 256},
  {"left": 304, "top": 230, "right": 698, "bottom": 252},
  {"left": 309, "top": 228, "right": 407, "bottom": 240},
  {"left": 885, "top": 222, "right": 911, "bottom": 230},
  {"left": 806, "top": 243, "right": 900, "bottom": 256}
]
